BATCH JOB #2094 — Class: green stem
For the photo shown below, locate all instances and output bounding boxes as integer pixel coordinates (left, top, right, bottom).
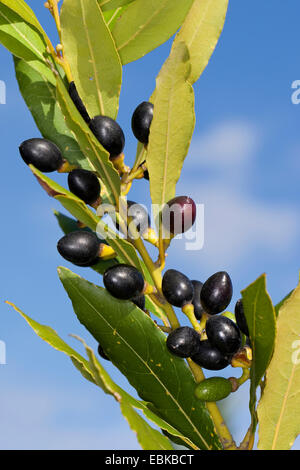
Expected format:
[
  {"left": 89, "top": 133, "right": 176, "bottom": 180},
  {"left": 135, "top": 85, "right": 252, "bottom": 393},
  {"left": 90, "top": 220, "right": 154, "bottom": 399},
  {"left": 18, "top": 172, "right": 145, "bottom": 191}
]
[
  {"left": 237, "top": 368, "right": 250, "bottom": 387},
  {"left": 188, "top": 359, "right": 237, "bottom": 450},
  {"left": 182, "top": 304, "right": 201, "bottom": 333},
  {"left": 199, "top": 312, "right": 208, "bottom": 333},
  {"left": 132, "top": 237, "right": 180, "bottom": 329},
  {"left": 48, "top": 0, "right": 73, "bottom": 82},
  {"left": 206, "top": 402, "right": 237, "bottom": 450},
  {"left": 239, "top": 425, "right": 255, "bottom": 450}
]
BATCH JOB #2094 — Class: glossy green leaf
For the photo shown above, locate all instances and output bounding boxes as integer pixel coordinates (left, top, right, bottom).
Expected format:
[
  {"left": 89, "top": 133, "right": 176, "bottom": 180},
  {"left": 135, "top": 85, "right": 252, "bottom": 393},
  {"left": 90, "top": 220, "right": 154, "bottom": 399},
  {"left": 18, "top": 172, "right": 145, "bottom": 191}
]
[
  {"left": 31, "top": 167, "right": 151, "bottom": 286},
  {"left": 111, "top": 0, "right": 194, "bottom": 64},
  {"left": 14, "top": 57, "right": 90, "bottom": 170},
  {"left": 173, "top": 0, "right": 228, "bottom": 84},
  {"left": 31, "top": 167, "right": 164, "bottom": 321},
  {"left": 8, "top": 299, "right": 185, "bottom": 448},
  {"left": 56, "top": 76, "right": 121, "bottom": 206},
  {"left": 146, "top": 42, "right": 195, "bottom": 225},
  {"left": 0, "top": 0, "right": 47, "bottom": 39},
  {"left": 8, "top": 300, "right": 174, "bottom": 449},
  {"left": 79, "top": 338, "right": 173, "bottom": 450},
  {"left": 103, "top": 8, "right": 121, "bottom": 29},
  {"left": 257, "top": 280, "right": 300, "bottom": 449},
  {"left": 99, "top": 0, "right": 135, "bottom": 12},
  {"left": 103, "top": 6, "right": 129, "bottom": 31},
  {"left": 74, "top": 335, "right": 193, "bottom": 448},
  {"left": 73, "top": 334, "right": 191, "bottom": 447},
  {"left": 0, "top": 3, "right": 47, "bottom": 62},
  {"left": 58, "top": 267, "right": 222, "bottom": 450},
  {"left": 6, "top": 302, "right": 96, "bottom": 385},
  {"left": 53, "top": 210, "right": 166, "bottom": 322},
  {"left": 120, "top": 401, "right": 174, "bottom": 450},
  {"left": 241, "top": 275, "right": 276, "bottom": 427},
  {"left": 132, "top": 141, "right": 147, "bottom": 173},
  {"left": 61, "top": 0, "right": 122, "bottom": 119},
  {"left": 275, "top": 290, "right": 293, "bottom": 317}
]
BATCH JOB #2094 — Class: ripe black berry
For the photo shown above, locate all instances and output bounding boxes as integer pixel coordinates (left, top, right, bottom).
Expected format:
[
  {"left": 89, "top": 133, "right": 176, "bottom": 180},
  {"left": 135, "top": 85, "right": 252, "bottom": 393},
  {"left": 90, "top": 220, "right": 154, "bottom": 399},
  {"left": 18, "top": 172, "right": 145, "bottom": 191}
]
[
  {"left": 131, "top": 101, "right": 154, "bottom": 144},
  {"left": 57, "top": 231, "right": 100, "bottom": 266},
  {"left": 68, "top": 81, "right": 91, "bottom": 124},
  {"left": 97, "top": 343, "right": 110, "bottom": 361},
  {"left": 191, "top": 280, "right": 204, "bottom": 320},
  {"left": 162, "top": 269, "right": 194, "bottom": 308},
  {"left": 68, "top": 169, "right": 101, "bottom": 205},
  {"left": 166, "top": 326, "right": 201, "bottom": 358},
  {"left": 161, "top": 196, "right": 196, "bottom": 235},
  {"left": 200, "top": 271, "right": 233, "bottom": 315},
  {"left": 19, "top": 138, "right": 63, "bottom": 173},
  {"left": 89, "top": 115, "right": 125, "bottom": 157},
  {"left": 191, "top": 340, "right": 231, "bottom": 371},
  {"left": 132, "top": 294, "right": 146, "bottom": 311},
  {"left": 103, "top": 264, "right": 145, "bottom": 300},
  {"left": 235, "top": 299, "right": 249, "bottom": 337},
  {"left": 206, "top": 315, "right": 242, "bottom": 355}
]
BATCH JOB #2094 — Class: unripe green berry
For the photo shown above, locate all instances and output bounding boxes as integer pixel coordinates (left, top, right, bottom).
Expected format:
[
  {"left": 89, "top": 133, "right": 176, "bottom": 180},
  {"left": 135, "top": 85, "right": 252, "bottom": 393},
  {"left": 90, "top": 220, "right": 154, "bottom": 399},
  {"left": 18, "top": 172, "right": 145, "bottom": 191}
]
[{"left": 194, "top": 377, "right": 232, "bottom": 402}]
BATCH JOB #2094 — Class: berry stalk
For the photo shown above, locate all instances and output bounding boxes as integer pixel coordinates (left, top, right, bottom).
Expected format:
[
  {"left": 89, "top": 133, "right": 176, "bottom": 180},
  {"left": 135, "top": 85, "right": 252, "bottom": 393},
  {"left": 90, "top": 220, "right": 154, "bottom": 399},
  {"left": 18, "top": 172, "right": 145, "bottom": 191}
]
[
  {"left": 182, "top": 303, "right": 202, "bottom": 333},
  {"left": 47, "top": 0, "right": 73, "bottom": 83},
  {"left": 187, "top": 359, "right": 237, "bottom": 450},
  {"left": 132, "top": 236, "right": 180, "bottom": 329}
]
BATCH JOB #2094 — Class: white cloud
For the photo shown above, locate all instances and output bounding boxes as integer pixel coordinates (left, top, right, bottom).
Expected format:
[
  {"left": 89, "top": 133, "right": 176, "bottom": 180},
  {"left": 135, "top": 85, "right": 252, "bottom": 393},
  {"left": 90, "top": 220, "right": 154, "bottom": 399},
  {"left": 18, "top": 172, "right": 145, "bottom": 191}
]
[
  {"left": 188, "top": 183, "right": 298, "bottom": 268},
  {"left": 174, "top": 119, "right": 299, "bottom": 270},
  {"left": 186, "top": 120, "right": 259, "bottom": 169}
]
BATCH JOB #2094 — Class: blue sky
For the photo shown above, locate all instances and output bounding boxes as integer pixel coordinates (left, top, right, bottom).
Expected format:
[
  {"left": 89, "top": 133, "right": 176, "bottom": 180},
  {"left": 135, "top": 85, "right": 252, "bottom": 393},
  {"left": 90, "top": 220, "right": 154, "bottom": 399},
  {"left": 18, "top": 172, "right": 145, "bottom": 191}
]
[{"left": 1, "top": 0, "right": 300, "bottom": 449}]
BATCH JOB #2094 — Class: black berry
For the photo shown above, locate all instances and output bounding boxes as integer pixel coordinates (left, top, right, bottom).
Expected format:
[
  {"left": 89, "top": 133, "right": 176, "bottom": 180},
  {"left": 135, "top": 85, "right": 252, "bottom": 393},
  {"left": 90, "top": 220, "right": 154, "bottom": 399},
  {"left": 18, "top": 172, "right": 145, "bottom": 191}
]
[
  {"left": 161, "top": 196, "right": 196, "bottom": 235},
  {"left": 132, "top": 294, "right": 146, "bottom": 311},
  {"left": 68, "top": 81, "right": 91, "bottom": 124},
  {"left": 191, "top": 280, "right": 204, "bottom": 320},
  {"left": 97, "top": 343, "right": 110, "bottom": 361},
  {"left": 235, "top": 299, "right": 249, "bottom": 337},
  {"left": 138, "top": 161, "right": 149, "bottom": 180},
  {"left": 103, "top": 264, "right": 144, "bottom": 300},
  {"left": 166, "top": 326, "right": 201, "bottom": 358},
  {"left": 191, "top": 340, "right": 231, "bottom": 371},
  {"left": 162, "top": 269, "right": 194, "bottom": 308},
  {"left": 131, "top": 101, "right": 154, "bottom": 144},
  {"left": 89, "top": 115, "right": 125, "bottom": 157},
  {"left": 57, "top": 231, "right": 100, "bottom": 266},
  {"left": 68, "top": 169, "right": 101, "bottom": 205},
  {"left": 206, "top": 315, "right": 242, "bottom": 355},
  {"left": 19, "top": 138, "right": 63, "bottom": 173},
  {"left": 200, "top": 271, "right": 233, "bottom": 315}
]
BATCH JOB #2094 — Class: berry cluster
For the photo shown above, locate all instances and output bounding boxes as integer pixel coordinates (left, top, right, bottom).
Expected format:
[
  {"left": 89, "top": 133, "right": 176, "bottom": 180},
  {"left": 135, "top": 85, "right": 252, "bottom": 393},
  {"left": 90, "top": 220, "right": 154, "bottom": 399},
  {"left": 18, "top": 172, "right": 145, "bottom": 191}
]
[
  {"left": 163, "top": 269, "right": 249, "bottom": 371},
  {"left": 19, "top": 82, "right": 250, "bottom": 380}
]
